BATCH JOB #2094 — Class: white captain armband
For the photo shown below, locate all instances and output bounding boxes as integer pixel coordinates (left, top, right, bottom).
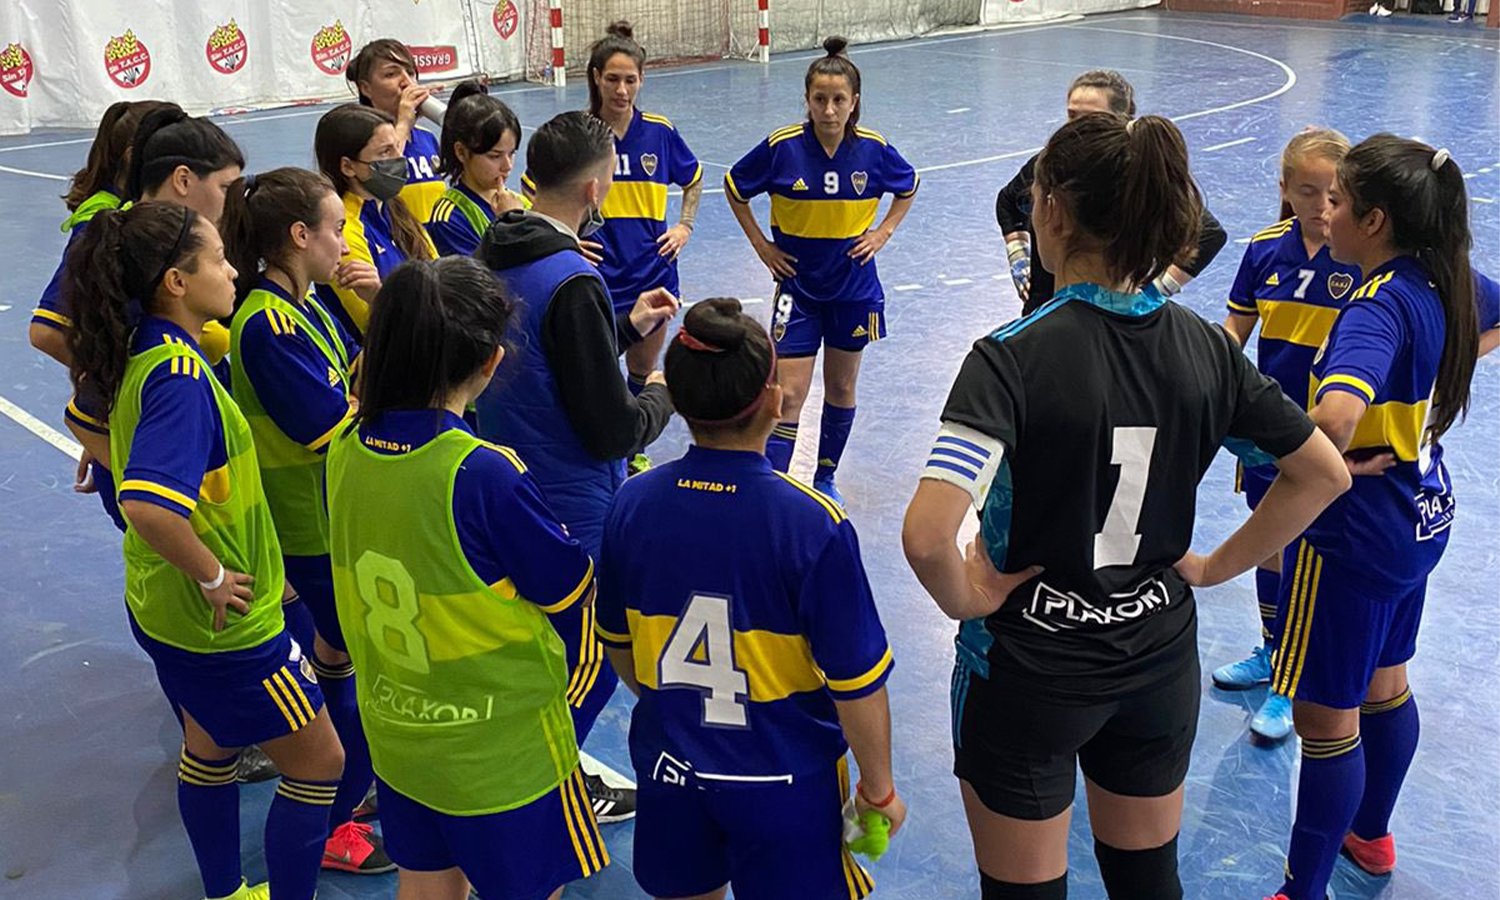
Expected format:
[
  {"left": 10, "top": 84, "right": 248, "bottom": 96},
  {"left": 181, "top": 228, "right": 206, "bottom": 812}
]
[{"left": 921, "top": 422, "right": 1005, "bottom": 508}]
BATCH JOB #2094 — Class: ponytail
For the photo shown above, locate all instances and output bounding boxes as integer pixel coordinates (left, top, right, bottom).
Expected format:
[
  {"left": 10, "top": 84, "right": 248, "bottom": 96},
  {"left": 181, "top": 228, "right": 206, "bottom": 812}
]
[
  {"left": 586, "top": 21, "right": 646, "bottom": 119},
  {"left": 1278, "top": 126, "right": 1350, "bottom": 221},
  {"left": 1340, "top": 135, "right": 1476, "bottom": 441},
  {"left": 1036, "top": 113, "right": 1201, "bottom": 290},
  {"left": 64, "top": 102, "right": 180, "bottom": 210},
  {"left": 127, "top": 105, "right": 245, "bottom": 201},
  {"left": 63, "top": 203, "right": 204, "bottom": 413},
  {"left": 356, "top": 256, "right": 514, "bottom": 421},
  {"left": 220, "top": 168, "right": 340, "bottom": 305},
  {"left": 805, "top": 37, "right": 862, "bottom": 139},
  {"left": 439, "top": 81, "right": 522, "bottom": 181}
]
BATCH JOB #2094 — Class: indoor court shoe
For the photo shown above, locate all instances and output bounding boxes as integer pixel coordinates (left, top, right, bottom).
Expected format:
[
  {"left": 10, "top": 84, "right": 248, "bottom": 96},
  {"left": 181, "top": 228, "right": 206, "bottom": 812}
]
[
  {"left": 206, "top": 880, "right": 269, "bottom": 900},
  {"left": 1342, "top": 831, "right": 1397, "bottom": 876},
  {"left": 1250, "top": 691, "right": 1294, "bottom": 742},
  {"left": 584, "top": 771, "right": 637, "bottom": 824},
  {"left": 1447, "top": 11, "right": 1473, "bottom": 19},
  {"left": 235, "top": 745, "right": 278, "bottom": 783},
  {"left": 813, "top": 476, "right": 846, "bottom": 509},
  {"left": 323, "top": 820, "right": 396, "bottom": 874},
  {"left": 353, "top": 783, "right": 379, "bottom": 822},
  {"left": 1212, "top": 645, "right": 1272, "bottom": 689}
]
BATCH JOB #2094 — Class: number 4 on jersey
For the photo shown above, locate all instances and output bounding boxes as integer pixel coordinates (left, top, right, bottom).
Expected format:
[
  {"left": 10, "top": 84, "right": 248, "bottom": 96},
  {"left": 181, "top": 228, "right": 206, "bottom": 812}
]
[
  {"left": 659, "top": 593, "right": 750, "bottom": 728},
  {"left": 1094, "top": 427, "right": 1158, "bottom": 569}
]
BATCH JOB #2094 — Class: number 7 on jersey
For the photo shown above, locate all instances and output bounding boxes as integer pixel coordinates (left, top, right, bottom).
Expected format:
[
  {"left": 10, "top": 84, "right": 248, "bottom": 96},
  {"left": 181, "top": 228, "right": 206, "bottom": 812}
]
[{"left": 1094, "top": 427, "right": 1158, "bottom": 569}]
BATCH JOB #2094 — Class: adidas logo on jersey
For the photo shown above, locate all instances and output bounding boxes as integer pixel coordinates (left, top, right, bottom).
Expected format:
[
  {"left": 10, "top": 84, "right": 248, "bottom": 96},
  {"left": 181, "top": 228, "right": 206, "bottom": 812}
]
[
  {"left": 792, "top": 178, "right": 809, "bottom": 191},
  {"left": 851, "top": 325, "right": 868, "bottom": 338},
  {"left": 1266, "top": 272, "right": 1280, "bottom": 286},
  {"left": 327, "top": 366, "right": 340, "bottom": 387}
]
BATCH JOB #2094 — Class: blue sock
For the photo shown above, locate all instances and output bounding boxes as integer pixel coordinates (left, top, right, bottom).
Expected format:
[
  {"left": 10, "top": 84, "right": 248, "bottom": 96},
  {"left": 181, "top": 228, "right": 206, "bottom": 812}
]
[
  {"left": 627, "top": 372, "right": 647, "bottom": 397},
  {"left": 266, "top": 776, "right": 337, "bottom": 900},
  {"left": 312, "top": 657, "right": 373, "bottom": 832},
  {"left": 1256, "top": 567, "right": 1281, "bottom": 648},
  {"left": 176, "top": 748, "right": 242, "bottom": 899},
  {"left": 1351, "top": 690, "right": 1419, "bottom": 840},
  {"left": 766, "top": 422, "right": 798, "bottom": 472},
  {"left": 1280, "top": 735, "right": 1364, "bottom": 900},
  {"left": 282, "top": 595, "right": 316, "bottom": 657},
  {"left": 814, "top": 404, "right": 856, "bottom": 483}
]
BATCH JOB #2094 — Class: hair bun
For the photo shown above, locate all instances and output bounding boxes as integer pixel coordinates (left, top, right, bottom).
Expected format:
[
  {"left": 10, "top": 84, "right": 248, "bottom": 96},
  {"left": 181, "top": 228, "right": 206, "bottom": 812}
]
[
  {"left": 449, "top": 79, "right": 489, "bottom": 106},
  {"left": 607, "top": 20, "right": 635, "bottom": 40},
  {"left": 822, "top": 36, "right": 849, "bottom": 56},
  {"left": 683, "top": 299, "right": 748, "bottom": 351}
]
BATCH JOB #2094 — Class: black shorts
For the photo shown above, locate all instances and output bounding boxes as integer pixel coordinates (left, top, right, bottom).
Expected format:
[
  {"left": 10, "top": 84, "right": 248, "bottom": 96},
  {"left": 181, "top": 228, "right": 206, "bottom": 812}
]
[{"left": 952, "top": 656, "right": 1200, "bottom": 821}]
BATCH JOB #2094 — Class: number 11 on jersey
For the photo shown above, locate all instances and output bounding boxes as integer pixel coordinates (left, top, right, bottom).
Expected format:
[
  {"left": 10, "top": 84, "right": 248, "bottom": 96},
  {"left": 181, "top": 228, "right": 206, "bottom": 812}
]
[{"left": 659, "top": 593, "right": 751, "bottom": 728}]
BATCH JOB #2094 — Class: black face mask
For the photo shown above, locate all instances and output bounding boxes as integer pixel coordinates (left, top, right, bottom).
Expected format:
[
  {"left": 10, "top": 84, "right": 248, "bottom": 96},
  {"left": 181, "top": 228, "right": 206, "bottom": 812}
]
[
  {"left": 359, "top": 158, "right": 408, "bottom": 202},
  {"left": 578, "top": 202, "right": 605, "bottom": 239}
]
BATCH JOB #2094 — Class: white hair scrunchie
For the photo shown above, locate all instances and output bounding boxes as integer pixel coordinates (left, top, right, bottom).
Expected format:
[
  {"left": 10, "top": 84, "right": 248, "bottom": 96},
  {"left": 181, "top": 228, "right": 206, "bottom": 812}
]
[{"left": 1430, "top": 148, "right": 1451, "bottom": 171}]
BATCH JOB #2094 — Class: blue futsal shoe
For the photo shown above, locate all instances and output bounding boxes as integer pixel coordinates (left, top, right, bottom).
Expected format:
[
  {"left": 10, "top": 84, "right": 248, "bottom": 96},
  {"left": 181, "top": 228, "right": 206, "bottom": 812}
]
[
  {"left": 813, "top": 476, "right": 845, "bottom": 509},
  {"left": 1212, "top": 645, "right": 1273, "bottom": 690},
  {"left": 1250, "top": 691, "right": 1294, "bottom": 742}
]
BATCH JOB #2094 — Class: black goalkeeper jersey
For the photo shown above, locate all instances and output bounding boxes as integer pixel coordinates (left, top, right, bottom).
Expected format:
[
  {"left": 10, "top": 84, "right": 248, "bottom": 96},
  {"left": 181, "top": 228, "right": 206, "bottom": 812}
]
[{"left": 941, "top": 283, "right": 1314, "bottom": 700}]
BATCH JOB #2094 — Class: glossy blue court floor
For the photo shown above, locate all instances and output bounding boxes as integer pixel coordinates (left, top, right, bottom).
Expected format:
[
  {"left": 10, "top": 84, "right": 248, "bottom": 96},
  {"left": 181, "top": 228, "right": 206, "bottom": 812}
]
[{"left": 1, "top": 10, "right": 1496, "bottom": 898}]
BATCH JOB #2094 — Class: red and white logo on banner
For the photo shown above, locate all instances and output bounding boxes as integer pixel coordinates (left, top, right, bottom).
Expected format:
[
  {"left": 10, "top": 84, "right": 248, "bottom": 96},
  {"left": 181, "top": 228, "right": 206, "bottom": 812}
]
[
  {"left": 408, "top": 45, "right": 459, "bottom": 75},
  {"left": 311, "top": 20, "right": 353, "bottom": 75},
  {"left": 1, "top": 42, "right": 34, "bottom": 98},
  {"left": 207, "top": 20, "right": 249, "bottom": 75},
  {"left": 493, "top": 0, "right": 520, "bottom": 40},
  {"left": 105, "top": 31, "right": 152, "bottom": 89}
]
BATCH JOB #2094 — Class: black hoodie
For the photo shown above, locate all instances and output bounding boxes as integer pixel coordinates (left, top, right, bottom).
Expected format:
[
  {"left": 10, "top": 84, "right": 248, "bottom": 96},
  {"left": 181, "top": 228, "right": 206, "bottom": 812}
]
[{"left": 478, "top": 209, "right": 673, "bottom": 461}]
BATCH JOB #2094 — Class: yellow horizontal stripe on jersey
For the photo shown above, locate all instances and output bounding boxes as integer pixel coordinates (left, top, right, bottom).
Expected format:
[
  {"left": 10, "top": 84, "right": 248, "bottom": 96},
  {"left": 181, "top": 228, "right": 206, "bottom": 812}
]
[
  {"left": 825, "top": 647, "right": 893, "bottom": 694},
  {"left": 414, "top": 587, "right": 549, "bottom": 662},
  {"left": 601, "top": 180, "right": 669, "bottom": 221},
  {"left": 1257, "top": 300, "right": 1340, "bottom": 349},
  {"left": 537, "top": 560, "right": 595, "bottom": 615},
  {"left": 1348, "top": 398, "right": 1429, "bottom": 462},
  {"left": 32, "top": 308, "right": 73, "bottom": 328},
  {"left": 200, "top": 321, "right": 230, "bottom": 366},
  {"left": 119, "top": 479, "right": 197, "bottom": 512},
  {"left": 1226, "top": 298, "right": 1258, "bottom": 315},
  {"left": 771, "top": 196, "right": 879, "bottom": 240},
  {"left": 628, "top": 611, "right": 826, "bottom": 701},
  {"left": 66, "top": 397, "right": 109, "bottom": 431},
  {"left": 595, "top": 622, "right": 631, "bottom": 644},
  {"left": 199, "top": 464, "right": 231, "bottom": 505},
  {"left": 1312, "top": 372, "right": 1376, "bottom": 404}
]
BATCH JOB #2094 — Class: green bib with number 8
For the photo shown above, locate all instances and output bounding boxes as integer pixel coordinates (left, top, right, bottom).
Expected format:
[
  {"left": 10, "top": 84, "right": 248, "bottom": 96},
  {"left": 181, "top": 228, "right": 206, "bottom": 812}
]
[{"left": 326, "top": 424, "right": 578, "bottom": 815}]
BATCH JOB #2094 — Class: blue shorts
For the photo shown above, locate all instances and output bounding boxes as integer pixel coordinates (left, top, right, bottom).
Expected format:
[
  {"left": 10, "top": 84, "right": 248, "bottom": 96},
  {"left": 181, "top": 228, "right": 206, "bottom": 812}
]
[
  {"left": 284, "top": 554, "right": 342, "bottom": 653},
  {"left": 1239, "top": 462, "right": 1275, "bottom": 511},
  {"left": 609, "top": 270, "right": 681, "bottom": 316},
  {"left": 130, "top": 615, "right": 324, "bottom": 749},
  {"left": 550, "top": 599, "right": 617, "bottom": 743},
  {"left": 1272, "top": 538, "right": 1428, "bottom": 708},
  {"left": 771, "top": 288, "right": 886, "bottom": 357},
  {"left": 378, "top": 769, "right": 605, "bottom": 899},
  {"left": 633, "top": 757, "right": 874, "bottom": 900},
  {"left": 93, "top": 461, "right": 126, "bottom": 533}
]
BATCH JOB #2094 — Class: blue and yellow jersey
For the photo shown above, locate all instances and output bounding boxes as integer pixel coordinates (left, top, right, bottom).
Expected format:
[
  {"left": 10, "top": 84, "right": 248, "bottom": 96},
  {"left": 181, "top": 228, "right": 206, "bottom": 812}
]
[
  {"left": 426, "top": 181, "right": 495, "bottom": 259},
  {"left": 1477, "top": 269, "right": 1499, "bottom": 331},
  {"left": 115, "top": 317, "right": 230, "bottom": 520},
  {"left": 32, "top": 191, "right": 123, "bottom": 333},
  {"left": 400, "top": 126, "right": 445, "bottom": 223},
  {"left": 316, "top": 192, "right": 436, "bottom": 339},
  {"left": 726, "top": 123, "right": 917, "bottom": 305},
  {"left": 529, "top": 109, "right": 701, "bottom": 305},
  {"left": 596, "top": 446, "right": 893, "bottom": 784},
  {"left": 1305, "top": 255, "right": 1451, "bottom": 584},
  {"left": 1227, "top": 217, "right": 1362, "bottom": 404},
  {"left": 358, "top": 409, "right": 596, "bottom": 608}
]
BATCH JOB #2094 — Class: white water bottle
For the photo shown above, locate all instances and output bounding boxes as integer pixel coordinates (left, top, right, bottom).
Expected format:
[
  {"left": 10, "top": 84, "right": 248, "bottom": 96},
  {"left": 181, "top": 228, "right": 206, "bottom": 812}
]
[{"left": 418, "top": 96, "right": 448, "bottom": 125}]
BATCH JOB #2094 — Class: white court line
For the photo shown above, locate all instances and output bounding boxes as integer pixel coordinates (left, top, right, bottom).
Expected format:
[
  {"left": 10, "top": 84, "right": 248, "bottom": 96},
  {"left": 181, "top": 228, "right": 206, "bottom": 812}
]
[
  {"left": 893, "top": 283, "right": 924, "bottom": 291},
  {"left": 1475, "top": 197, "right": 1495, "bottom": 204},
  {"left": 942, "top": 278, "right": 974, "bottom": 286},
  {"left": 0, "top": 395, "right": 81, "bottom": 459},
  {"left": 0, "top": 162, "right": 68, "bottom": 180},
  {"left": 947, "top": 107, "right": 972, "bottom": 114},
  {"left": 1111, "top": 11, "right": 1500, "bottom": 49},
  {"left": 1202, "top": 137, "right": 1257, "bottom": 153}
]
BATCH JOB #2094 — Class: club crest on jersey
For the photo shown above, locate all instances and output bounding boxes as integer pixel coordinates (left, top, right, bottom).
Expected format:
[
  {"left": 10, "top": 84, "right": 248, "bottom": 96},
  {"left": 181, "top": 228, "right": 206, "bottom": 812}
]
[
  {"left": 1327, "top": 272, "right": 1354, "bottom": 299},
  {"left": 851, "top": 171, "right": 869, "bottom": 196},
  {"left": 791, "top": 178, "right": 809, "bottom": 192},
  {"left": 1266, "top": 272, "right": 1280, "bottom": 287},
  {"left": 640, "top": 153, "right": 658, "bottom": 177}
]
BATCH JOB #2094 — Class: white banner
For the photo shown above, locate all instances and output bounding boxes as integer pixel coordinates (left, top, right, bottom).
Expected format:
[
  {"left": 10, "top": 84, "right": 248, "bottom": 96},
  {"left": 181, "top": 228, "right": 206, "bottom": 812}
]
[
  {"left": 0, "top": 0, "right": 530, "bottom": 135},
  {"left": 983, "top": 0, "right": 1159, "bottom": 24}
]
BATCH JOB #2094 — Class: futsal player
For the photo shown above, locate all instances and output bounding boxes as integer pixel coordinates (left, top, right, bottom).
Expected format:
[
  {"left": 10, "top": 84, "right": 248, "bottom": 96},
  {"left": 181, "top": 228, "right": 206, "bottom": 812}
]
[
  {"left": 426, "top": 81, "right": 524, "bottom": 258},
  {"left": 1213, "top": 127, "right": 1359, "bottom": 743},
  {"left": 63, "top": 201, "right": 344, "bottom": 900},
  {"left": 223, "top": 168, "right": 391, "bottom": 874},
  {"left": 597, "top": 298, "right": 902, "bottom": 900},
  {"left": 345, "top": 39, "right": 446, "bottom": 221},
  {"left": 313, "top": 103, "right": 436, "bottom": 339},
  {"left": 726, "top": 37, "right": 918, "bottom": 506},
  {"left": 326, "top": 256, "right": 607, "bottom": 900},
  {"left": 995, "top": 70, "right": 1228, "bottom": 314},
  {"left": 902, "top": 111, "right": 1350, "bottom": 900},
  {"left": 566, "top": 21, "right": 703, "bottom": 448},
  {"left": 1239, "top": 137, "right": 1479, "bottom": 900}
]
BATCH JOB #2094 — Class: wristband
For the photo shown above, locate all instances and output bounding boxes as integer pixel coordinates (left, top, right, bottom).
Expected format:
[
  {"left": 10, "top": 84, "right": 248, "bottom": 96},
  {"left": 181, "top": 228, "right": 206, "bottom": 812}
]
[
  {"left": 857, "top": 781, "right": 896, "bottom": 809},
  {"left": 198, "top": 563, "right": 225, "bottom": 592},
  {"left": 1006, "top": 239, "right": 1029, "bottom": 266},
  {"left": 1151, "top": 269, "right": 1185, "bottom": 297}
]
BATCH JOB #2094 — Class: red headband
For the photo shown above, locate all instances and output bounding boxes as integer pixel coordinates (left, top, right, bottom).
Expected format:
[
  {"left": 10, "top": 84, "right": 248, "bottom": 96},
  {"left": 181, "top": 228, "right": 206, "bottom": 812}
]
[{"left": 674, "top": 328, "right": 778, "bottom": 426}]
